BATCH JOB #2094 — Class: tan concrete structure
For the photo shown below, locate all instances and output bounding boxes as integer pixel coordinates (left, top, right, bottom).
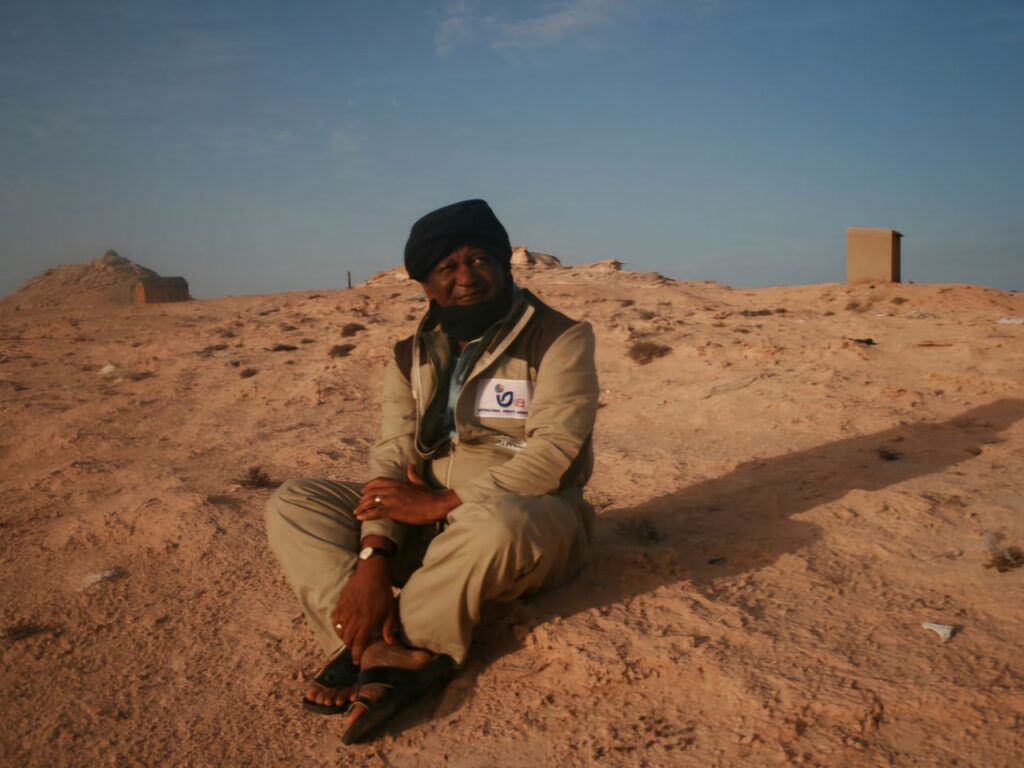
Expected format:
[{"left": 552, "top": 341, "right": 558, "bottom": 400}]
[
  {"left": 133, "top": 276, "right": 190, "bottom": 305},
  {"left": 847, "top": 228, "right": 903, "bottom": 283}
]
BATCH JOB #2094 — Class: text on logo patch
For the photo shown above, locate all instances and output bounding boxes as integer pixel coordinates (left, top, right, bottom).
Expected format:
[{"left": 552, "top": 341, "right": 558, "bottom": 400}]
[{"left": 475, "top": 378, "right": 532, "bottom": 419}]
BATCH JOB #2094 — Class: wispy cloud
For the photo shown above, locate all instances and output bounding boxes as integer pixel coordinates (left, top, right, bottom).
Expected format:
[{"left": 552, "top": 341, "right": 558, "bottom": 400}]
[
  {"left": 436, "top": 0, "right": 626, "bottom": 55},
  {"left": 436, "top": 2, "right": 474, "bottom": 55},
  {"left": 494, "top": 0, "right": 624, "bottom": 50}
]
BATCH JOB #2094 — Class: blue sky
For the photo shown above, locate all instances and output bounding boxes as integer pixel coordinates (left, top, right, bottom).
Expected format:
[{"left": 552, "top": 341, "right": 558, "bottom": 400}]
[{"left": 2, "top": 0, "right": 1022, "bottom": 298}]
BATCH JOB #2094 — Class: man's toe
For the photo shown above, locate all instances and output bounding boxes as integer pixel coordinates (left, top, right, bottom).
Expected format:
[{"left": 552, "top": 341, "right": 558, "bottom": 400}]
[
  {"left": 306, "top": 681, "right": 351, "bottom": 707},
  {"left": 306, "top": 682, "right": 329, "bottom": 704}
]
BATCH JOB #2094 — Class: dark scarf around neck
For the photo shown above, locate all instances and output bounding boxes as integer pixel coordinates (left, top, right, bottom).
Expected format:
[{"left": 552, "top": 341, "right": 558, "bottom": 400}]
[{"left": 431, "top": 281, "right": 515, "bottom": 343}]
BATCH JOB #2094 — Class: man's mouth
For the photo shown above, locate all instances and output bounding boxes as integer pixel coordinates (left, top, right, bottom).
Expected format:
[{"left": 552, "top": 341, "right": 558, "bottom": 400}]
[{"left": 454, "top": 292, "right": 486, "bottom": 305}]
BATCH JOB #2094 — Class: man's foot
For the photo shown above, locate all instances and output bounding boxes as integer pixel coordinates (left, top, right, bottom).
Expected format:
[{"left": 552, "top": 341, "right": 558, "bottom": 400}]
[
  {"left": 303, "top": 648, "right": 360, "bottom": 715},
  {"left": 342, "top": 640, "right": 454, "bottom": 744}
]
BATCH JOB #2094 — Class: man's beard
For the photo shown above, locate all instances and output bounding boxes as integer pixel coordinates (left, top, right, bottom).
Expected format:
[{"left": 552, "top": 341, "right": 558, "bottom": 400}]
[{"left": 432, "top": 281, "right": 514, "bottom": 342}]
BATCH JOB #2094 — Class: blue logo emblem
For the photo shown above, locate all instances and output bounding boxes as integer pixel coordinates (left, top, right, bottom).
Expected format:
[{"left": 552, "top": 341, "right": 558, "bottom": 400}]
[{"left": 494, "top": 382, "right": 515, "bottom": 408}]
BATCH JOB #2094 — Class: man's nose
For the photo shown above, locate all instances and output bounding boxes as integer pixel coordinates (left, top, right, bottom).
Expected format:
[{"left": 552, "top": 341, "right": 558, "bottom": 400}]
[{"left": 454, "top": 262, "right": 482, "bottom": 284}]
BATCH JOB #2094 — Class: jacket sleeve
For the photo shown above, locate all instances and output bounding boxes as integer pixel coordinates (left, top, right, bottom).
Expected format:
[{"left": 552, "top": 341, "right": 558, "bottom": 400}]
[
  {"left": 364, "top": 355, "right": 417, "bottom": 545},
  {"left": 450, "top": 321, "right": 598, "bottom": 504}
]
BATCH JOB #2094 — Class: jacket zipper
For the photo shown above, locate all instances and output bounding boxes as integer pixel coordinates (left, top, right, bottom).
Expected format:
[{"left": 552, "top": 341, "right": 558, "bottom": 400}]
[{"left": 430, "top": 295, "right": 536, "bottom": 491}]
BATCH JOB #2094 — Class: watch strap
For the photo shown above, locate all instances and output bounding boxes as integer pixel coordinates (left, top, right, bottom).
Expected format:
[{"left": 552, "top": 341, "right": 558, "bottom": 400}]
[{"left": 359, "top": 546, "right": 394, "bottom": 560}]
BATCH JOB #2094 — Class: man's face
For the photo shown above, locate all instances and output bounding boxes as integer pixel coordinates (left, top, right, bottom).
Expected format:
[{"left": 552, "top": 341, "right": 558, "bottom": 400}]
[{"left": 420, "top": 245, "right": 507, "bottom": 308}]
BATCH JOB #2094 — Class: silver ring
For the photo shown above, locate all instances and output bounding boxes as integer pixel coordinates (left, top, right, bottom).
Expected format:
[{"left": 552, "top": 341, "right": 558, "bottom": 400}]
[
  {"left": 334, "top": 623, "right": 343, "bottom": 630},
  {"left": 373, "top": 496, "right": 382, "bottom": 504}
]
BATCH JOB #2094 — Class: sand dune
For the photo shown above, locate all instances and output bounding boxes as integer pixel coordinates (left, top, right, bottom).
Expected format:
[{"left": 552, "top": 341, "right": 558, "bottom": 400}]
[{"left": 1, "top": 265, "right": 1022, "bottom": 766}]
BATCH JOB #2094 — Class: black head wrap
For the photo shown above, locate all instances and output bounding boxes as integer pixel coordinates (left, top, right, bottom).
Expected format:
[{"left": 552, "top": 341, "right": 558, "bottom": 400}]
[{"left": 404, "top": 199, "right": 512, "bottom": 281}]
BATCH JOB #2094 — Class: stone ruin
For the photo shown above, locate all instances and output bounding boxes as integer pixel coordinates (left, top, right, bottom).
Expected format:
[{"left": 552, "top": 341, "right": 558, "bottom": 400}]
[
  {"left": 133, "top": 275, "right": 191, "bottom": 305},
  {"left": 847, "top": 228, "right": 903, "bottom": 283}
]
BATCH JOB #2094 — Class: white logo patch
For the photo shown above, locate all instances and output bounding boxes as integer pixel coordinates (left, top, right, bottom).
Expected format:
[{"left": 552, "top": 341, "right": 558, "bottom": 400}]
[{"left": 475, "top": 378, "right": 533, "bottom": 419}]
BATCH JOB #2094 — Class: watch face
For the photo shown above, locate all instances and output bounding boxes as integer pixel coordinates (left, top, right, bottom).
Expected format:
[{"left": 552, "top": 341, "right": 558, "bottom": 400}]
[{"left": 359, "top": 546, "right": 373, "bottom": 560}]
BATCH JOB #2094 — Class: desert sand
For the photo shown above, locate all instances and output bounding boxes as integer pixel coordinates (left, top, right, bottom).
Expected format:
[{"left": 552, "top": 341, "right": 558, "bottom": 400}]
[{"left": 1, "top": 257, "right": 1022, "bottom": 767}]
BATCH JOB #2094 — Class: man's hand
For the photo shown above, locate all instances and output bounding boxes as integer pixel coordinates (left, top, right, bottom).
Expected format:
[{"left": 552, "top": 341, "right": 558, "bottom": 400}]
[
  {"left": 331, "top": 555, "right": 396, "bottom": 665},
  {"left": 355, "top": 464, "right": 461, "bottom": 525}
]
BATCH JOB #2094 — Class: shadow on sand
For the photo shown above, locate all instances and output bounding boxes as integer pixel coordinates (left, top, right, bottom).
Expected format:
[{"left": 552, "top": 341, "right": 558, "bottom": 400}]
[
  {"left": 566, "top": 398, "right": 1019, "bottom": 601},
  {"left": 388, "top": 399, "right": 1024, "bottom": 735}
]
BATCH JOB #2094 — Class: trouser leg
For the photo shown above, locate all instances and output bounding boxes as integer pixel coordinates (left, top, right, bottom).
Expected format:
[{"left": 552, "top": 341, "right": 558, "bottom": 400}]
[
  {"left": 398, "top": 491, "right": 594, "bottom": 666},
  {"left": 264, "top": 478, "right": 364, "bottom": 655}
]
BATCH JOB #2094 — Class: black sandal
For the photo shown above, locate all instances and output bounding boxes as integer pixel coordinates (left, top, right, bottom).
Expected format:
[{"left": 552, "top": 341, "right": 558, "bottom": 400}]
[
  {"left": 302, "top": 647, "right": 359, "bottom": 715},
  {"left": 341, "top": 655, "right": 455, "bottom": 744}
]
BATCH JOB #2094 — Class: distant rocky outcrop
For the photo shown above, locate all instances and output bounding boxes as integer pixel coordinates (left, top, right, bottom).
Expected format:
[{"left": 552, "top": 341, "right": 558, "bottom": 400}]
[
  {"left": 0, "top": 250, "right": 189, "bottom": 312},
  {"left": 363, "top": 266, "right": 412, "bottom": 287},
  {"left": 577, "top": 258, "right": 623, "bottom": 272},
  {"left": 363, "top": 246, "right": 566, "bottom": 287},
  {"left": 511, "top": 246, "right": 564, "bottom": 269}
]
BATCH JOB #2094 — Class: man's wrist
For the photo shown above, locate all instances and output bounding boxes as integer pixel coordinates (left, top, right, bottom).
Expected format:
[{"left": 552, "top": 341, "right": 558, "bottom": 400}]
[{"left": 360, "top": 534, "right": 397, "bottom": 554}]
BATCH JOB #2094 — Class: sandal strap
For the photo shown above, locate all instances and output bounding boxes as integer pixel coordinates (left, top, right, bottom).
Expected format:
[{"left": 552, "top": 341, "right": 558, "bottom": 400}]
[
  {"left": 351, "top": 693, "right": 379, "bottom": 712},
  {"left": 314, "top": 648, "right": 358, "bottom": 687},
  {"left": 356, "top": 665, "right": 422, "bottom": 690}
]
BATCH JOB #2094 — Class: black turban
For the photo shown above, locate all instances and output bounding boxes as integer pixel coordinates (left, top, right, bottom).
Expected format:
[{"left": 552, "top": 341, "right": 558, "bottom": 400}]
[{"left": 404, "top": 199, "right": 512, "bottom": 281}]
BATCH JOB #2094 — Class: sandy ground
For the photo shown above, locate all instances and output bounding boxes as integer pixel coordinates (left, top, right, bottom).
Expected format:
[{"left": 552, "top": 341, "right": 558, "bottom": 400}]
[{"left": 1, "top": 264, "right": 1023, "bottom": 767}]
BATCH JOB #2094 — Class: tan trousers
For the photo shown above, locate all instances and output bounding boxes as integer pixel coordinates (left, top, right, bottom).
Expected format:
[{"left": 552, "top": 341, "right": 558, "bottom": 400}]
[{"left": 264, "top": 478, "right": 593, "bottom": 665}]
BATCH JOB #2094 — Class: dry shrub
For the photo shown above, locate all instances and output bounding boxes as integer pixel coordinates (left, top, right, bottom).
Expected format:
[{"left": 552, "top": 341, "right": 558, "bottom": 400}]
[
  {"left": 341, "top": 322, "right": 366, "bottom": 337},
  {"left": 329, "top": 343, "right": 355, "bottom": 358},
  {"left": 239, "top": 368, "right": 258, "bottom": 378},
  {"left": 985, "top": 546, "right": 1023, "bottom": 572},
  {"left": 627, "top": 341, "right": 672, "bottom": 365},
  {"left": 239, "top": 466, "right": 278, "bottom": 489},
  {"left": 196, "top": 343, "right": 229, "bottom": 357},
  {"left": 612, "top": 515, "right": 666, "bottom": 545},
  {"left": 271, "top": 343, "right": 298, "bottom": 352},
  {"left": 3, "top": 622, "right": 55, "bottom": 643}
]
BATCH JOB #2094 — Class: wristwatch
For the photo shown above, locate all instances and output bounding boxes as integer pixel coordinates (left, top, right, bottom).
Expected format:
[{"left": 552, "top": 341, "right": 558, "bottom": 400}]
[{"left": 358, "top": 546, "right": 393, "bottom": 561}]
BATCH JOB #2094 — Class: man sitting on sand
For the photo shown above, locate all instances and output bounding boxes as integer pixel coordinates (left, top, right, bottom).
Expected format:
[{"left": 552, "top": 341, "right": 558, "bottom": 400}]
[{"left": 264, "top": 199, "right": 599, "bottom": 743}]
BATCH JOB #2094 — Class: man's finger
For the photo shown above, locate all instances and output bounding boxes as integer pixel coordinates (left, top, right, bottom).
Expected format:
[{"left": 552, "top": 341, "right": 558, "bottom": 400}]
[
  {"left": 382, "top": 609, "right": 397, "bottom": 645},
  {"left": 356, "top": 494, "right": 387, "bottom": 512},
  {"left": 356, "top": 488, "right": 397, "bottom": 509},
  {"left": 354, "top": 497, "right": 390, "bottom": 518},
  {"left": 361, "top": 478, "right": 403, "bottom": 495},
  {"left": 406, "top": 463, "right": 429, "bottom": 488},
  {"left": 350, "top": 627, "right": 370, "bottom": 666},
  {"left": 341, "top": 621, "right": 357, "bottom": 651}
]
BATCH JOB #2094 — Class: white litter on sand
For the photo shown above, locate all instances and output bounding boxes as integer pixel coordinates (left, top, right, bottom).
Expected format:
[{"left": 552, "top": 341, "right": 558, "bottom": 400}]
[
  {"left": 80, "top": 568, "right": 126, "bottom": 590},
  {"left": 921, "top": 622, "right": 956, "bottom": 642},
  {"left": 997, "top": 317, "right": 1024, "bottom": 325}
]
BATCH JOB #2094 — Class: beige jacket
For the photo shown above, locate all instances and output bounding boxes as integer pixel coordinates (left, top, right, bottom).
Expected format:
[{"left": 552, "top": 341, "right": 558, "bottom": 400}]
[{"left": 363, "top": 287, "right": 599, "bottom": 545}]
